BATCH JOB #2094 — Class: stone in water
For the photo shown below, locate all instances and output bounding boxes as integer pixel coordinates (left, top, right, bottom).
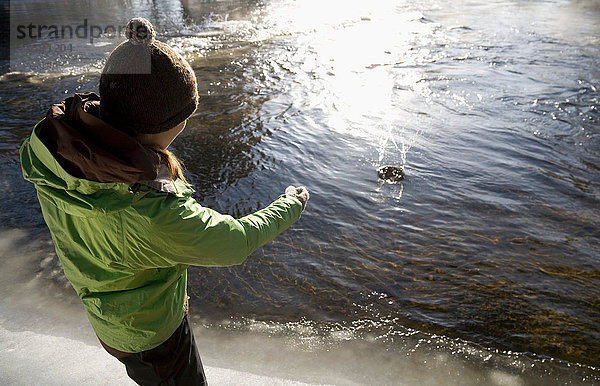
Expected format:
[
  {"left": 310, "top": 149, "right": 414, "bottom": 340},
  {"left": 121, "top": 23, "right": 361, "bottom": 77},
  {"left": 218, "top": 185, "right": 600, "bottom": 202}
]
[{"left": 378, "top": 165, "right": 405, "bottom": 182}]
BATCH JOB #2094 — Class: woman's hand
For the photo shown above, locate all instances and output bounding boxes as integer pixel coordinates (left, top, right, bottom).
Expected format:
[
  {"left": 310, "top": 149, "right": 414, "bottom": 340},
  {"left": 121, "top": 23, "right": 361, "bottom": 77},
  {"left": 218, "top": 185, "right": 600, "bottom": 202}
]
[{"left": 284, "top": 186, "right": 309, "bottom": 211}]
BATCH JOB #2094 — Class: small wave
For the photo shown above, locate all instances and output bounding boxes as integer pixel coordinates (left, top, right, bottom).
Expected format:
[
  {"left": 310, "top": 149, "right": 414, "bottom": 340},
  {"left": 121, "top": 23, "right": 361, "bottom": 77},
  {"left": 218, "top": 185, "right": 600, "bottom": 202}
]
[{"left": 538, "top": 266, "right": 600, "bottom": 279}]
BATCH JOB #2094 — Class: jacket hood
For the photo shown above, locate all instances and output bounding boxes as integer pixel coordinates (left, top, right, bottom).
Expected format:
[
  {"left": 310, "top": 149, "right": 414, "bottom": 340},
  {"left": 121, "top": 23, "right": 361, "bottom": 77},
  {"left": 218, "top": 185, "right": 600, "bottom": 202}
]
[
  {"left": 39, "top": 92, "right": 161, "bottom": 183},
  {"left": 20, "top": 92, "right": 190, "bottom": 216}
]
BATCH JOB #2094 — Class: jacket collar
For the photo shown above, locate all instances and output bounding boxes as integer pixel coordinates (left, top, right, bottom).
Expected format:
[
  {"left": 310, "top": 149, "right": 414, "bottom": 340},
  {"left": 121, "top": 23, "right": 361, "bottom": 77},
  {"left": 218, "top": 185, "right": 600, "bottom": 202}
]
[{"left": 39, "top": 92, "right": 161, "bottom": 183}]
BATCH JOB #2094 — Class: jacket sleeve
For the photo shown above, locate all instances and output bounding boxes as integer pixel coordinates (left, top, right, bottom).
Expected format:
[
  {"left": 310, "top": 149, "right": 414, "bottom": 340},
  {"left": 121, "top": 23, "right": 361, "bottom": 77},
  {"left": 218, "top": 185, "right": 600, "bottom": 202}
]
[{"left": 123, "top": 193, "right": 303, "bottom": 269}]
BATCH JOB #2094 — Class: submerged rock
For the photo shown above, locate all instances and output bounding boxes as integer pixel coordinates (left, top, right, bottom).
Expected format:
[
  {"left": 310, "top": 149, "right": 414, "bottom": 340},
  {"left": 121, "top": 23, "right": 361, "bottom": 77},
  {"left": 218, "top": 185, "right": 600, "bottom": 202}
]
[{"left": 378, "top": 165, "right": 405, "bottom": 182}]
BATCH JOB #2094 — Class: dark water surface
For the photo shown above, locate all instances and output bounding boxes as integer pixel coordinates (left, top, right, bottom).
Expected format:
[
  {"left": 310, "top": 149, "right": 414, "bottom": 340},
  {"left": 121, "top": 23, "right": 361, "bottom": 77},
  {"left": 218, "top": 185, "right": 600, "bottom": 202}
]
[{"left": 1, "top": 0, "right": 599, "bottom": 383}]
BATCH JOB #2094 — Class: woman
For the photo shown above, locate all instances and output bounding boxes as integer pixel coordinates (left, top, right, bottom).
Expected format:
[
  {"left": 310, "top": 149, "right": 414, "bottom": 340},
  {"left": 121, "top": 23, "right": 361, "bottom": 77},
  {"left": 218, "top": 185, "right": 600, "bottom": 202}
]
[{"left": 20, "top": 18, "right": 308, "bottom": 385}]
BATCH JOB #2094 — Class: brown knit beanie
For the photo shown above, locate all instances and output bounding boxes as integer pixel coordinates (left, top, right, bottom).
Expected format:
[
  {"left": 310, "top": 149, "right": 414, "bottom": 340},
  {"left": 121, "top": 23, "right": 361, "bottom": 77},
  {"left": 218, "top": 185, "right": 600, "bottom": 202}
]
[{"left": 99, "top": 18, "right": 199, "bottom": 135}]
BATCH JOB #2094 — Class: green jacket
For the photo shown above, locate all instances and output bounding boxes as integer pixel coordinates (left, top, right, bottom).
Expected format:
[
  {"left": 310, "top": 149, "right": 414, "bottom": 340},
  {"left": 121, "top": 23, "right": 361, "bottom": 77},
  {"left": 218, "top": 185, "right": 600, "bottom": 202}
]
[{"left": 20, "top": 94, "right": 302, "bottom": 353}]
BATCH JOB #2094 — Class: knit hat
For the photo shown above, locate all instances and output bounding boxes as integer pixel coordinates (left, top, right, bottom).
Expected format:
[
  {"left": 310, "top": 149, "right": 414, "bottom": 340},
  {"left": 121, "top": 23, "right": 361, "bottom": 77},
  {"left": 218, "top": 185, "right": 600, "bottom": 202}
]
[{"left": 99, "top": 18, "right": 199, "bottom": 135}]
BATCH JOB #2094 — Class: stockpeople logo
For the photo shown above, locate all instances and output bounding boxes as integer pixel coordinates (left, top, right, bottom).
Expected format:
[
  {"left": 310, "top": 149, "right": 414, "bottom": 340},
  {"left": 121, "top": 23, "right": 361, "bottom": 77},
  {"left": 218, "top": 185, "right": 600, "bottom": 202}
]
[
  {"left": 5, "top": 0, "right": 154, "bottom": 75},
  {"left": 14, "top": 19, "right": 126, "bottom": 45}
]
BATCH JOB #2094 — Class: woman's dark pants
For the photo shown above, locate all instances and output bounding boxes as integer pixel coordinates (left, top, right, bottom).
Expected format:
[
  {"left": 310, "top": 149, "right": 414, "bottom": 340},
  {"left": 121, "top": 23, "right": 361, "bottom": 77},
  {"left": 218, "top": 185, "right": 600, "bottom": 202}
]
[{"left": 117, "top": 315, "right": 207, "bottom": 385}]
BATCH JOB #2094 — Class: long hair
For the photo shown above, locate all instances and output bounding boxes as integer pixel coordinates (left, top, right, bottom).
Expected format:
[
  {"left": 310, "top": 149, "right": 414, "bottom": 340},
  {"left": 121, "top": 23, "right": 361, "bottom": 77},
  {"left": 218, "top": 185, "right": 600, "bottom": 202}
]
[{"left": 148, "top": 145, "right": 188, "bottom": 184}]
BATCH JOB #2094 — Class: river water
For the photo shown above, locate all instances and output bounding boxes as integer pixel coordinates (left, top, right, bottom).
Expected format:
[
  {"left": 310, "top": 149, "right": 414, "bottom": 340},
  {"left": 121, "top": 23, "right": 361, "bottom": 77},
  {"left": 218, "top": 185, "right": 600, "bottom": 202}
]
[{"left": 1, "top": 0, "right": 599, "bottom": 384}]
